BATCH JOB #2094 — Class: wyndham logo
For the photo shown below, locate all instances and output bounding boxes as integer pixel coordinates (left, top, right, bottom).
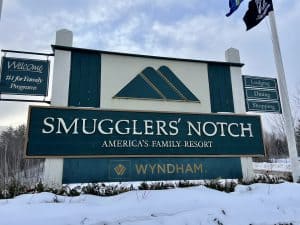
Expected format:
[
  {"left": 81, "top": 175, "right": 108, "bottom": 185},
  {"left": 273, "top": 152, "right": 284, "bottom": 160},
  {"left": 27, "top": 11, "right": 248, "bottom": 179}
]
[
  {"left": 109, "top": 160, "right": 131, "bottom": 180},
  {"left": 114, "top": 66, "right": 200, "bottom": 102},
  {"left": 114, "top": 164, "right": 127, "bottom": 176}
]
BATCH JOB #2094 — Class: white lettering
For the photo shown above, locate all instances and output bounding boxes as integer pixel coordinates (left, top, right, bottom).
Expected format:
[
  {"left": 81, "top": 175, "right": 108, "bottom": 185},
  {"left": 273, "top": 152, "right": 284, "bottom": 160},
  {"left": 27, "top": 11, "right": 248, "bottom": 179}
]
[
  {"left": 115, "top": 120, "right": 130, "bottom": 135},
  {"left": 132, "top": 120, "right": 142, "bottom": 135},
  {"left": 56, "top": 118, "right": 79, "bottom": 134},
  {"left": 7, "top": 60, "right": 44, "bottom": 74},
  {"left": 169, "top": 118, "right": 180, "bottom": 136},
  {"left": 228, "top": 123, "right": 239, "bottom": 137},
  {"left": 187, "top": 121, "right": 201, "bottom": 136},
  {"left": 156, "top": 120, "right": 168, "bottom": 135},
  {"left": 42, "top": 117, "right": 55, "bottom": 134},
  {"left": 98, "top": 119, "right": 113, "bottom": 134},
  {"left": 240, "top": 123, "right": 253, "bottom": 137},
  {"left": 144, "top": 120, "right": 154, "bottom": 135},
  {"left": 82, "top": 118, "right": 97, "bottom": 134},
  {"left": 216, "top": 122, "right": 227, "bottom": 136},
  {"left": 202, "top": 122, "right": 217, "bottom": 137}
]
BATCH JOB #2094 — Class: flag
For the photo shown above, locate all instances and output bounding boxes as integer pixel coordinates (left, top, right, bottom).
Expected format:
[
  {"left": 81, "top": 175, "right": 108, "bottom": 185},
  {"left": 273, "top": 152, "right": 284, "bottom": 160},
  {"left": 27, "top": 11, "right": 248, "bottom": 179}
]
[
  {"left": 243, "top": 0, "right": 274, "bottom": 30},
  {"left": 226, "top": 0, "right": 244, "bottom": 17}
]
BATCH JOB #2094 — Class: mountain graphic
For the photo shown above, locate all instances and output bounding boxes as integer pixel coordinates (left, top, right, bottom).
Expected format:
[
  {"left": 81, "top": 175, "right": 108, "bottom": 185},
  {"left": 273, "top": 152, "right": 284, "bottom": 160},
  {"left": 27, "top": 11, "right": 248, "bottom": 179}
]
[{"left": 114, "top": 66, "right": 200, "bottom": 102}]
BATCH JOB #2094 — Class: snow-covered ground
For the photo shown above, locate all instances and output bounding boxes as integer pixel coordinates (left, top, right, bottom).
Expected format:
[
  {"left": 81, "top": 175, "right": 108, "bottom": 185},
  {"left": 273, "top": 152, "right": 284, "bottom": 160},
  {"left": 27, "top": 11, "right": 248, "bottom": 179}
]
[
  {"left": 1, "top": 183, "right": 300, "bottom": 225},
  {"left": 253, "top": 159, "right": 291, "bottom": 172}
]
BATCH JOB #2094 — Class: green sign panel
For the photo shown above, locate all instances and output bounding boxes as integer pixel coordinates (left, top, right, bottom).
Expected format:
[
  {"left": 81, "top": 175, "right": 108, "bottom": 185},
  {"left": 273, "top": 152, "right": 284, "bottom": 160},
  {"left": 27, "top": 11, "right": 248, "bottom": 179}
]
[
  {"left": 243, "top": 75, "right": 277, "bottom": 89},
  {"left": 26, "top": 106, "right": 265, "bottom": 157},
  {"left": 246, "top": 100, "right": 281, "bottom": 113},
  {"left": 0, "top": 57, "right": 49, "bottom": 96},
  {"left": 245, "top": 89, "right": 279, "bottom": 101},
  {"left": 243, "top": 75, "right": 281, "bottom": 113},
  {"left": 62, "top": 157, "right": 242, "bottom": 183}
]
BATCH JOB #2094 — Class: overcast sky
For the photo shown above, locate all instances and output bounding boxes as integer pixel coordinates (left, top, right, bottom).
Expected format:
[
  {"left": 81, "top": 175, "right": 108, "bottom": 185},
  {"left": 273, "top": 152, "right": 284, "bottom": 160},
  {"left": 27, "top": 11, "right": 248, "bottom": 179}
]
[{"left": 0, "top": 0, "right": 299, "bottom": 127}]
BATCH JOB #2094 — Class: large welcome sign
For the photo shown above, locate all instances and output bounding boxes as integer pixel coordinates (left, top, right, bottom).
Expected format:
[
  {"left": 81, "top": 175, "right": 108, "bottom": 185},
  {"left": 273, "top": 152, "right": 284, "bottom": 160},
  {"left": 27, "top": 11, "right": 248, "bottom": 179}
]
[
  {"left": 0, "top": 57, "right": 49, "bottom": 96},
  {"left": 25, "top": 106, "right": 264, "bottom": 157}
]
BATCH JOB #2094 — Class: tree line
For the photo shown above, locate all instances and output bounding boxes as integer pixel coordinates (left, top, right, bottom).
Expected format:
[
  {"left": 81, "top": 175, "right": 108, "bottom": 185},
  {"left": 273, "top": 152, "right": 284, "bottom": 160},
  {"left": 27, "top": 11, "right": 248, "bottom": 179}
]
[{"left": 0, "top": 125, "right": 43, "bottom": 188}]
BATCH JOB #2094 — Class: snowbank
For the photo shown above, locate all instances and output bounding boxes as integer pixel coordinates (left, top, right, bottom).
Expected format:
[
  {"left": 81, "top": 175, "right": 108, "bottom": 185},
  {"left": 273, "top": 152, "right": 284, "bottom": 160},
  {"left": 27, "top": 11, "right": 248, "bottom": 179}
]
[
  {"left": 253, "top": 160, "right": 291, "bottom": 172},
  {"left": 0, "top": 183, "right": 299, "bottom": 225}
]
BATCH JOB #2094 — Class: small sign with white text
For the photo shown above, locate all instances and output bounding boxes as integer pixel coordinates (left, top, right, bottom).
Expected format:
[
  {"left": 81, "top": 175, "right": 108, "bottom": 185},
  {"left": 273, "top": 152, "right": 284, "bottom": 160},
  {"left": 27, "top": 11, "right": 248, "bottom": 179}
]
[
  {"left": 0, "top": 57, "right": 49, "bottom": 96},
  {"left": 243, "top": 75, "right": 282, "bottom": 113}
]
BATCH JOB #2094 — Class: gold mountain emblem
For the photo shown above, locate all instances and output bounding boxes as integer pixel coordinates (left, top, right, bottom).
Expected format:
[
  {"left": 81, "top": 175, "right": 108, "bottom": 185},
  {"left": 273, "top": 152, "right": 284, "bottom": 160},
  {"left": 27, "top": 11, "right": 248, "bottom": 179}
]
[{"left": 114, "top": 164, "right": 126, "bottom": 176}]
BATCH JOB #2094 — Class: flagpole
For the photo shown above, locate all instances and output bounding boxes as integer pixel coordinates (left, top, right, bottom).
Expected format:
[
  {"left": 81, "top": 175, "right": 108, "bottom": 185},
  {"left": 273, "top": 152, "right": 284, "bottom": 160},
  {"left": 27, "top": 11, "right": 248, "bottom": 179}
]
[
  {"left": 268, "top": 11, "right": 300, "bottom": 182},
  {"left": 0, "top": 0, "right": 3, "bottom": 20}
]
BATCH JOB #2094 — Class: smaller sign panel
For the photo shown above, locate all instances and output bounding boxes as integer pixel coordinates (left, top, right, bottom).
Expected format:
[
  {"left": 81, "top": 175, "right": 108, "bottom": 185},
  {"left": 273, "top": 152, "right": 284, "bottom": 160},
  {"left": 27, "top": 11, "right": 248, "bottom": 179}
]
[
  {"left": 25, "top": 106, "right": 265, "bottom": 157},
  {"left": 62, "top": 158, "right": 243, "bottom": 183},
  {"left": 246, "top": 100, "right": 281, "bottom": 113},
  {"left": 0, "top": 57, "right": 49, "bottom": 96},
  {"left": 245, "top": 89, "right": 279, "bottom": 101},
  {"left": 243, "top": 75, "right": 281, "bottom": 113},
  {"left": 243, "top": 76, "right": 277, "bottom": 89}
]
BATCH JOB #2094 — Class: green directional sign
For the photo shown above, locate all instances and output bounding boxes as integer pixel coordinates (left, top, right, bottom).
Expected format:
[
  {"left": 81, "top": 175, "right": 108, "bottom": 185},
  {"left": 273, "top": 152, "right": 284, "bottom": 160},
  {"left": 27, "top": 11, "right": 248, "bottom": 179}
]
[
  {"left": 242, "top": 75, "right": 281, "bottom": 114},
  {"left": 246, "top": 100, "right": 281, "bottom": 113},
  {"left": 243, "top": 75, "right": 277, "bottom": 89},
  {"left": 25, "top": 106, "right": 265, "bottom": 157},
  {"left": 245, "top": 89, "right": 279, "bottom": 101},
  {"left": 0, "top": 57, "right": 49, "bottom": 96}
]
